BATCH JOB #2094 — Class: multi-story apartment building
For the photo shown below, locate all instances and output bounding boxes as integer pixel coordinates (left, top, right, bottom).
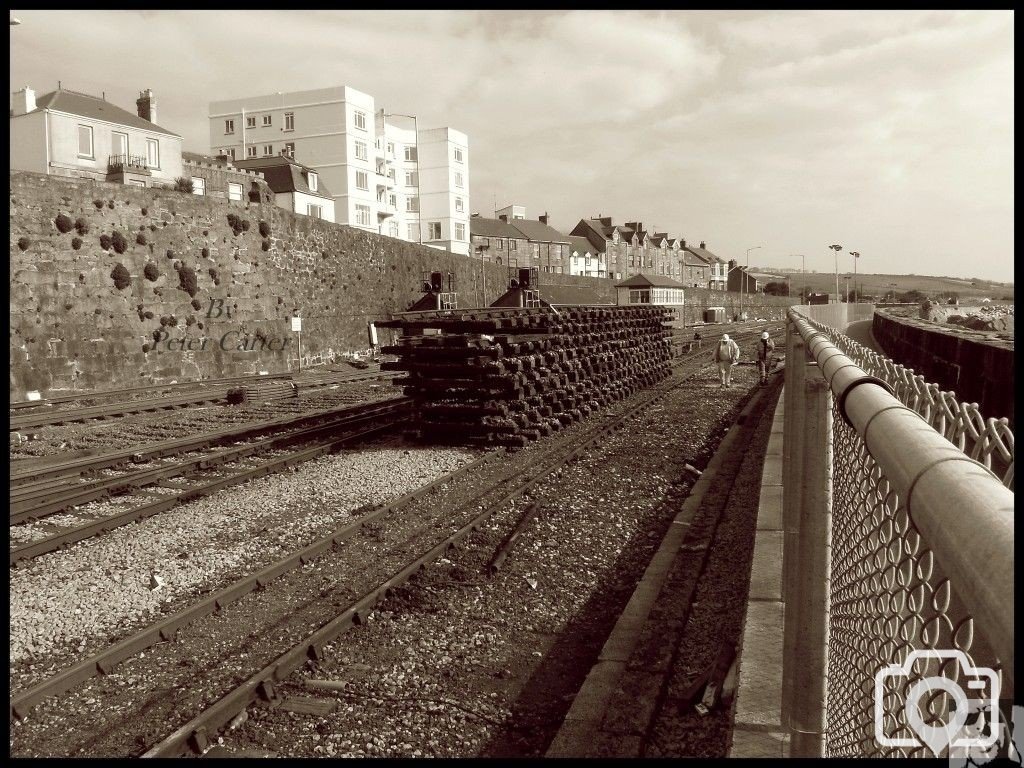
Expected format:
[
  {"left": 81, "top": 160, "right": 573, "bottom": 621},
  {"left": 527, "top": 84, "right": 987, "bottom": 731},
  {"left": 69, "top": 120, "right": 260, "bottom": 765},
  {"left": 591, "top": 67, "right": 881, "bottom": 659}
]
[{"left": 207, "top": 85, "right": 470, "bottom": 255}]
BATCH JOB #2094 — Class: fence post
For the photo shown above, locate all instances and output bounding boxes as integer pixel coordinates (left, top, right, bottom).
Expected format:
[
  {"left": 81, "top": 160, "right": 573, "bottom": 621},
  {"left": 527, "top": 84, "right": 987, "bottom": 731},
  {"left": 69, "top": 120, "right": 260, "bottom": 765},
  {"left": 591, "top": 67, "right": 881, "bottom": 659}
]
[{"left": 782, "top": 365, "right": 832, "bottom": 757}]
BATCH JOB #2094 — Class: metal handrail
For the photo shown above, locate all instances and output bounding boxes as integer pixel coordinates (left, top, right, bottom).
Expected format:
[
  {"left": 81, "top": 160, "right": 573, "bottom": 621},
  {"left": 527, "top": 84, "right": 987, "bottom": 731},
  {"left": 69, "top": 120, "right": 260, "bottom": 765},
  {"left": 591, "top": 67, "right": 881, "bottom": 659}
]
[
  {"left": 108, "top": 153, "right": 149, "bottom": 171},
  {"left": 788, "top": 308, "right": 1015, "bottom": 680}
]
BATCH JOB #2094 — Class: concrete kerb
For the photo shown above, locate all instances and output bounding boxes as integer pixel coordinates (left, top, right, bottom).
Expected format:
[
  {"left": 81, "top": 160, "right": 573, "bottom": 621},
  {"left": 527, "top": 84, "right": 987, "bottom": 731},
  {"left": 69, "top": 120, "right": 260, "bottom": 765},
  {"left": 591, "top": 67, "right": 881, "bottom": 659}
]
[
  {"left": 545, "top": 383, "right": 773, "bottom": 758},
  {"left": 728, "top": 386, "right": 789, "bottom": 757}
]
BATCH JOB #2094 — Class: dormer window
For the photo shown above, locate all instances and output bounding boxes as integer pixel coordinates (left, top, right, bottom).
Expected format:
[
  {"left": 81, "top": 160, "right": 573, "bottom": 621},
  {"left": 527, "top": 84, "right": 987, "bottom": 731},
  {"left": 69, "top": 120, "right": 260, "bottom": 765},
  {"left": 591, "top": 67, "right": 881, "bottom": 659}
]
[{"left": 307, "top": 171, "right": 318, "bottom": 192}]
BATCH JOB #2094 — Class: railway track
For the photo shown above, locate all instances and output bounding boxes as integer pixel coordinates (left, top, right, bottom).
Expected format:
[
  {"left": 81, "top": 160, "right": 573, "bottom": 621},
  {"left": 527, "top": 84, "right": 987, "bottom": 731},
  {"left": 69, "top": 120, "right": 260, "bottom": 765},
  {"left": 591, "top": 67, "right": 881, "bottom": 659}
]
[
  {"left": 9, "top": 398, "right": 412, "bottom": 566},
  {"left": 9, "top": 321, "right": 786, "bottom": 756},
  {"left": 9, "top": 369, "right": 396, "bottom": 431}
]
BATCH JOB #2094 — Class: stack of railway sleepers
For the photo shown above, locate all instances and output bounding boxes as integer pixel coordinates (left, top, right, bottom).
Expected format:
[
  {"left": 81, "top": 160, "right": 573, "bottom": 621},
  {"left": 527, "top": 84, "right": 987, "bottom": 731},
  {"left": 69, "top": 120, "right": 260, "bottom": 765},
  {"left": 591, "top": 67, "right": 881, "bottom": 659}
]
[{"left": 376, "top": 306, "right": 674, "bottom": 447}]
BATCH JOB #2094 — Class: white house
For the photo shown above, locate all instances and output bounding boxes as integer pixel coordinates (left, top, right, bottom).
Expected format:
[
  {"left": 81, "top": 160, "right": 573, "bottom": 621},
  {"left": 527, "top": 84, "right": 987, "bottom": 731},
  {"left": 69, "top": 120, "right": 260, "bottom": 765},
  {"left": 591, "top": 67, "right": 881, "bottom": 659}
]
[
  {"left": 567, "top": 235, "right": 607, "bottom": 278},
  {"left": 615, "top": 273, "right": 686, "bottom": 306},
  {"left": 9, "top": 85, "right": 182, "bottom": 186},
  {"left": 208, "top": 85, "right": 469, "bottom": 254},
  {"left": 233, "top": 155, "right": 336, "bottom": 223}
]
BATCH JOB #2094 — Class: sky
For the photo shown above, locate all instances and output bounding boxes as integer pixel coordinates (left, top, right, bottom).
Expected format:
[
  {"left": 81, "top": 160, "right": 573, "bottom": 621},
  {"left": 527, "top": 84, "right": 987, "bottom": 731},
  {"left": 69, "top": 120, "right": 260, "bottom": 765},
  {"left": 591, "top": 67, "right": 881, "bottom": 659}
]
[{"left": 9, "top": 9, "right": 1015, "bottom": 283}]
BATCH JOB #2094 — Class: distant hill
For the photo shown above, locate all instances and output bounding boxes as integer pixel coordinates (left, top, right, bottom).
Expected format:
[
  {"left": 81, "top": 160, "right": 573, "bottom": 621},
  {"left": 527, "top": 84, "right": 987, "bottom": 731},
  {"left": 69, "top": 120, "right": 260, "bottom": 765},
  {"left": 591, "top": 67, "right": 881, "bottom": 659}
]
[{"left": 753, "top": 271, "right": 1013, "bottom": 301}]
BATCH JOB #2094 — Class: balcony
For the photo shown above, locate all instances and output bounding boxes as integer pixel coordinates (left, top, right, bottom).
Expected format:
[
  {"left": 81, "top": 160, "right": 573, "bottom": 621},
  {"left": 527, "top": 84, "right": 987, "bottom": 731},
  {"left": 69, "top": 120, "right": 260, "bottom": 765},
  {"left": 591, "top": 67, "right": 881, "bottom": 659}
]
[{"left": 108, "top": 154, "right": 150, "bottom": 174}]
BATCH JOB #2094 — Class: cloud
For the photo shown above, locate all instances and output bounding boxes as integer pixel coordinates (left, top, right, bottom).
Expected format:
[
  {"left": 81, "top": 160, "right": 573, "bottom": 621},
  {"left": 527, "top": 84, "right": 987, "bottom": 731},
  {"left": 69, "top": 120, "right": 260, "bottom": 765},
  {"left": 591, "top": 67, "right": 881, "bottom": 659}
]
[{"left": 8, "top": 10, "right": 1014, "bottom": 281}]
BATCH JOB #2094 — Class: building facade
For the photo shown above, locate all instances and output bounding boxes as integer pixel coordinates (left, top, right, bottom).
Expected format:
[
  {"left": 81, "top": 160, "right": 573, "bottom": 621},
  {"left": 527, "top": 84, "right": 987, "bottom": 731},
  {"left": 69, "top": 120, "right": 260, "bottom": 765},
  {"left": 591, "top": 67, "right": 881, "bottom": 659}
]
[
  {"left": 567, "top": 235, "right": 607, "bottom": 278},
  {"left": 469, "top": 209, "right": 570, "bottom": 274},
  {"left": 233, "top": 155, "right": 336, "bottom": 223},
  {"left": 208, "top": 85, "right": 469, "bottom": 254},
  {"left": 570, "top": 217, "right": 705, "bottom": 283},
  {"left": 10, "top": 85, "right": 182, "bottom": 186},
  {"left": 181, "top": 151, "right": 274, "bottom": 205}
]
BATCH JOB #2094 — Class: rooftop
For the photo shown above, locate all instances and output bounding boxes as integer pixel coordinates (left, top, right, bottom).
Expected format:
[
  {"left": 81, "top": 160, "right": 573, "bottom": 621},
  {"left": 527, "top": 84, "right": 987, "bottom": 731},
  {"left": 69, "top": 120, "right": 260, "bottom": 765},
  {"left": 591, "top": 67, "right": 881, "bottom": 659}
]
[
  {"left": 14, "top": 88, "right": 179, "bottom": 137},
  {"left": 233, "top": 156, "right": 332, "bottom": 198},
  {"left": 615, "top": 273, "right": 688, "bottom": 289}
]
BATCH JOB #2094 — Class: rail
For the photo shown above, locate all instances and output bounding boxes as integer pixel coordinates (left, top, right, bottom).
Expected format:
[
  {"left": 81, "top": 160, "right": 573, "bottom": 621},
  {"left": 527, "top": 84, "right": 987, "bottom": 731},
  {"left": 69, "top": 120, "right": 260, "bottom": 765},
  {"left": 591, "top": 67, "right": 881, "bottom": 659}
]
[
  {"left": 780, "top": 306, "right": 1014, "bottom": 758},
  {"left": 108, "top": 153, "right": 150, "bottom": 172}
]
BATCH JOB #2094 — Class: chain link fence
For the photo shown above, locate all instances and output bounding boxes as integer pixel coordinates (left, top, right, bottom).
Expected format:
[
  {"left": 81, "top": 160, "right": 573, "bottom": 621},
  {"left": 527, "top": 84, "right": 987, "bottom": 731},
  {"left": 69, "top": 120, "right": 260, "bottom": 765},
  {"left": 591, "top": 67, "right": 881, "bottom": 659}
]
[
  {"left": 798, "top": 313, "right": 1013, "bottom": 489},
  {"left": 786, "top": 307, "right": 1013, "bottom": 758}
]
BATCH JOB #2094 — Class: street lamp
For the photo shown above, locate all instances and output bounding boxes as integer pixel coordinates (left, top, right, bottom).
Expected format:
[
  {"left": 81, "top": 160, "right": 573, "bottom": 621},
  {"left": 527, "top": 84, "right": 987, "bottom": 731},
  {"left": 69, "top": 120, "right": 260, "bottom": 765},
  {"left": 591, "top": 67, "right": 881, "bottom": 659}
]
[
  {"left": 742, "top": 245, "right": 762, "bottom": 318},
  {"left": 849, "top": 251, "right": 860, "bottom": 303},
  {"left": 383, "top": 111, "right": 421, "bottom": 245},
  {"left": 828, "top": 244, "right": 842, "bottom": 303},
  {"left": 475, "top": 243, "right": 489, "bottom": 307}
]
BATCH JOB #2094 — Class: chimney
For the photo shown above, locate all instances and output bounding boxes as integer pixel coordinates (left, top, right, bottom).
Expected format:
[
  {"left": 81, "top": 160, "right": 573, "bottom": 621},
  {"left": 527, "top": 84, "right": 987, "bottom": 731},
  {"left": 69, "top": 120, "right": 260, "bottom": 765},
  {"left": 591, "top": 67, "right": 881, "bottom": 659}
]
[
  {"left": 136, "top": 88, "right": 156, "bottom": 124},
  {"left": 599, "top": 216, "right": 612, "bottom": 227},
  {"left": 539, "top": 212, "right": 549, "bottom": 225},
  {"left": 700, "top": 240, "right": 706, "bottom": 249},
  {"left": 681, "top": 238, "right": 687, "bottom": 248},
  {"left": 728, "top": 259, "right": 737, "bottom": 271},
  {"left": 499, "top": 214, "right": 508, "bottom": 222},
  {"left": 11, "top": 86, "right": 35, "bottom": 116}
]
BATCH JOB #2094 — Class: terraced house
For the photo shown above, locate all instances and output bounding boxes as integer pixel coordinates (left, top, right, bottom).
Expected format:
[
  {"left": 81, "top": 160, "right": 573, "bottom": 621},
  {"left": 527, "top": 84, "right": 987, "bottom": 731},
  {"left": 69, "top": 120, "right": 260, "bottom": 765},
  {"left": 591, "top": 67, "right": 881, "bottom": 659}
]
[{"left": 470, "top": 206, "right": 571, "bottom": 274}]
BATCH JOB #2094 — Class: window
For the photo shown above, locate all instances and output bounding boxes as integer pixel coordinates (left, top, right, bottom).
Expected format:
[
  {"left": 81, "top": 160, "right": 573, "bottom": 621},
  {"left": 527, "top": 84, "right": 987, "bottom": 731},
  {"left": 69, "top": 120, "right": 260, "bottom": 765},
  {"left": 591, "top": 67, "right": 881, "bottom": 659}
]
[
  {"left": 387, "top": 168, "right": 395, "bottom": 180},
  {"left": 354, "top": 110, "right": 367, "bottom": 130},
  {"left": 407, "top": 223, "right": 418, "bottom": 241},
  {"left": 355, "top": 204, "right": 371, "bottom": 226},
  {"left": 355, "top": 170, "right": 368, "bottom": 190},
  {"left": 263, "top": 144, "right": 273, "bottom": 156},
  {"left": 246, "top": 145, "right": 257, "bottom": 158},
  {"left": 246, "top": 115, "right": 256, "bottom": 129},
  {"left": 228, "top": 182, "right": 243, "bottom": 201},
  {"left": 355, "top": 140, "right": 368, "bottom": 161},
  {"left": 262, "top": 114, "right": 272, "bottom": 127},
  {"left": 191, "top": 177, "right": 205, "bottom": 196},
  {"left": 389, "top": 193, "right": 396, "bottom": 207},
  {"left": 307, "top": 172, "right": 318, "bottom": 192},
  {"left": 404, "top": 145, "right": 417, "bottom": 161},
  {"left": 510, "top": 239, "right": 517, "bottom": 251},
  {"left": 404, "top": 171, "right": 417, "bottom": 187},
  {"left": 112, "top": 131, "right": 128, "bottom": 158},
  {"left": 77, "top": 125, "right": 94, "bottom": 158},
  {"left": 284, "top": 112, "right": 294, "bottom": 131},
  {"left": 454, "top": 171, "right": 464, "bottom": 188},
  {"left": 223, "top": 147, "right": 236, "bottom": 160},
  {"left": 224, "top": 119, "right": 235, "bottom": 134},
  {"left": 453, "top": 147, "right": 464, "bottom": 163},
  {"left": 146, "top": 138, "right": 160, "bottom": 168},
  {"left": 284, "top": 142, "right": 295, "bottom": 157},
  {"left": 307, "top": 204, "right": 322, "bottom": 219},
  {"left": 428, "top": 222, "right": 442, "bottom": 240},
  {"left": 405, "top": 197, "right": 419, "bottom": 213},
  {"left": 387, "top": 142, "right": 394, "bottom": 154},
  {"left": 388, "top": 220, "right": 399, "bottom": 237},
  {"left": 455, "top": 197, "right": 464, "bottom": 213},
  {"left": 454, "top": 223, "right": 466, "bottom": 241},
  {"left": 496, "top": 238, "right": 504, "bottom": 250}
]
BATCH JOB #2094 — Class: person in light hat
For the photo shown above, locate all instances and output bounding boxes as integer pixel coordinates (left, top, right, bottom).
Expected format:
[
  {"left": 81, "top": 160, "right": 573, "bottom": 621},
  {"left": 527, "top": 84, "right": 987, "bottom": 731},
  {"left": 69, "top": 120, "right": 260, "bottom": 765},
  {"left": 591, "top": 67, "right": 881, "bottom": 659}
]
[
  {"left": 713, "top": 333, "right": 740, "bottom": 388},
  {"left": 756, "top": 330, "right": 776, "bottom": 385}
]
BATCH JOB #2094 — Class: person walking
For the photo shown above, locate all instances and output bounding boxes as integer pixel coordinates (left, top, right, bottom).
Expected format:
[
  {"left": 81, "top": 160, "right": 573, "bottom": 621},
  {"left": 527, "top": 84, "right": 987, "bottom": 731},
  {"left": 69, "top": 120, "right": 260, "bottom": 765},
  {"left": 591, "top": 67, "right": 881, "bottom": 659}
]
[
  {"left": 714, "top": 333, "right": 740, "bottom": 388},
  {"left": 693, "top": 330, "right": 703, "bottom": 350},
  {"left": 756, "top": 330, "right": 776, "bottom": 386}
]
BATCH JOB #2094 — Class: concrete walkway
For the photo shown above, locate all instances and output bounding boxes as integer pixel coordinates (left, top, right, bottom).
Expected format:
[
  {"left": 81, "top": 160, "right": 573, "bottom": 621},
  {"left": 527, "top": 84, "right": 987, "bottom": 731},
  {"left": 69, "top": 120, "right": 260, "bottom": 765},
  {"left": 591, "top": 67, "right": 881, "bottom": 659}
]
[{"left": 843, "top": 319, "right": 883, "bottom": 353}]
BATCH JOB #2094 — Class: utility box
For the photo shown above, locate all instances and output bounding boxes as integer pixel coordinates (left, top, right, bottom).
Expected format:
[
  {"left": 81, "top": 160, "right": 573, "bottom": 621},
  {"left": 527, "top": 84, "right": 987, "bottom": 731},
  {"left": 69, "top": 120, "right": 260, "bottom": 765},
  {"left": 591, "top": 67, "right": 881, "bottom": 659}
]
[{"left": 704, "top": 307, "right": 725, "bottom": 323}]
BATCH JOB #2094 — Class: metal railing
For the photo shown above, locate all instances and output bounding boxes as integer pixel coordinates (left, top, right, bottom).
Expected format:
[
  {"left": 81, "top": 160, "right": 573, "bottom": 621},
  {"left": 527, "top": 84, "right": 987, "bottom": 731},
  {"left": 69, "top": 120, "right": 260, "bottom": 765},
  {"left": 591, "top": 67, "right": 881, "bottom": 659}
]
[
  {"left": 794, "top": 307, "right": 1013, "bottom": 490},
  {"left": 108, "top": 153, "right": 150, "bottom": 173},
  {"left": 781, "top": 306, "right": 1014, "bottom": 758}
]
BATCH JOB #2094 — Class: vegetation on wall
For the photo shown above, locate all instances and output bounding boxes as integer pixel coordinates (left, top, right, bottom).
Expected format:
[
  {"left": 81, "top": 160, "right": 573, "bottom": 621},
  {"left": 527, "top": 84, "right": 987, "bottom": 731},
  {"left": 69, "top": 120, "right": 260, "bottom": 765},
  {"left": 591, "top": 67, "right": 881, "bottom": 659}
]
[
  {"left": 54, "top": 213, "right": 74, "bottom": 233},
  {"left": 111, "top": 230, "right": 128, "bottom": 254},
  {"left": 110, "top": 263, "right": 131, "bottom": 290},
  {"left": 178, "top": 264, "right": 199, "bottom": 297},
  {"left": 143, "top": 262, "right": 161, "bottom": 281}
]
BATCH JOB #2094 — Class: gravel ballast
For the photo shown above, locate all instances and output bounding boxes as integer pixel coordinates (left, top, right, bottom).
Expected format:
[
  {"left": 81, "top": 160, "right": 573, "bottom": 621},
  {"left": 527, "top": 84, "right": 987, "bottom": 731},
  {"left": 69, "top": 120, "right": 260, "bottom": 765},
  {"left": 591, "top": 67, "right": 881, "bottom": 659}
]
[
  {"left": 204, "top": 361, "right": 776, "bottom": 758},
  {"left": 9, "top": 441, "right": 476, "bottom": 683}
]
